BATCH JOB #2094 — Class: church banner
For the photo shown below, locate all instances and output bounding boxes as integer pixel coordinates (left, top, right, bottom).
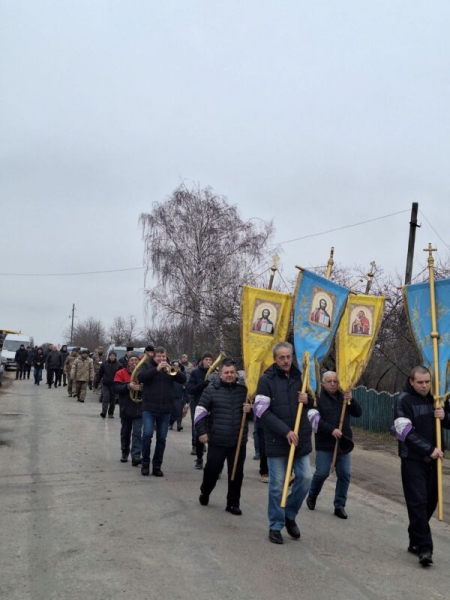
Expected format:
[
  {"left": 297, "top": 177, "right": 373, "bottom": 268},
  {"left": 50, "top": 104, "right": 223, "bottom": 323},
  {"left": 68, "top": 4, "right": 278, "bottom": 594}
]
[
  {"left": 403, "top": 278, "right": 450, "bottom": 398},
  {"left": 336, "top": 294, "right": 385, "bottom": 391},
  {"left": 241, "top": 285, "right": 292, "bottom": 400},
  {"left": 293, "top": 270, "right": 349, "bottom": 395}
]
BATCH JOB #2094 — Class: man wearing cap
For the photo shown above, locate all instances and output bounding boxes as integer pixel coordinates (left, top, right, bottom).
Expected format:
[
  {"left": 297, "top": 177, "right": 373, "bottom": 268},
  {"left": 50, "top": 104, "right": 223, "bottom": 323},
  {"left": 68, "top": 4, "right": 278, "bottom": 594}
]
[
  {"left": 187, "top": 352, "right": 214, "bottom": 467},
  {"left": 306, "top": 371, "right": 362, "bottom": 519},
  {"left": 95, "top": 350, "right": 121, "bottom": 418},
  {"left": 70, "top": 349, "right": 95, "bottom": 403},
  {"left": 119, "top": 347, "right": 135, "bottom": 368}
]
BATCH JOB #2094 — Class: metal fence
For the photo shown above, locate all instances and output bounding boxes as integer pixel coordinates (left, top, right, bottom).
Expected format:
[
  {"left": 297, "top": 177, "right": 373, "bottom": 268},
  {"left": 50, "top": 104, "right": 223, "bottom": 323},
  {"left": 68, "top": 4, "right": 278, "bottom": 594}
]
[{"left": 350, "top": 386, "right": 450, "bottom": 447}]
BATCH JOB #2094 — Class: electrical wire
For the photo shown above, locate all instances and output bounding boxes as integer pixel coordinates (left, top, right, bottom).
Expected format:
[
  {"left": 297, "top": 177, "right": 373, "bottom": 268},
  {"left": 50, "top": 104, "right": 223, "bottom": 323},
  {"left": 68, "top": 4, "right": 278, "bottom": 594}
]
[
  {"left": 419, "top": 209, "right": 450, "bottom": 251},
  {"left": 0, "top": 208, "right": 409, "bottom": 277}
]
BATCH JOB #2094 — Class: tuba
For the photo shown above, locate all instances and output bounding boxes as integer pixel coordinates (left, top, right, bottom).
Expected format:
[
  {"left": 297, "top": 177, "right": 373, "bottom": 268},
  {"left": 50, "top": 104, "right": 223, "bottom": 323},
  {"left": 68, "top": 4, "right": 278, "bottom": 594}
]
[
  {"left": 129, "top": 351, "right": 152, "bottom": 402},
  {"left": 205, "top": 351, "right": 226, "bottom": 381}
]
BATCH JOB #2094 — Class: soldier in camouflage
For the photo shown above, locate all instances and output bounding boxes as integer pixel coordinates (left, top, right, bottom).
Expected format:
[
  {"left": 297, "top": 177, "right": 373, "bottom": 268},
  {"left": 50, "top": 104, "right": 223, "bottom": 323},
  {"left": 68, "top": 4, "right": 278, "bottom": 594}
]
[
  {"left": 92, "top": 347, "right": 104, "bottom": 396},
  {"left": 64, "top": 348, "right": 80, "bottom": 397},
  {"left": 71, "top": 350, "right": 94, "bottom": 402}
]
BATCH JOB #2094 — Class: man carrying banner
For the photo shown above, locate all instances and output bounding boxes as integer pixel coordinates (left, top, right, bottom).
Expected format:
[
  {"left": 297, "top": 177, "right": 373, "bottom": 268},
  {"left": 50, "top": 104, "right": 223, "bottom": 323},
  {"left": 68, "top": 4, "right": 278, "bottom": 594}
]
[
  {"left": 394, "top": 366, "right": 450, "bottom": 566},
  {"left": 254, "top": 341, "right": 312, "bottom": 544},
  {"left": 306, "top": 371, "right": 361, "bottom": 519}
]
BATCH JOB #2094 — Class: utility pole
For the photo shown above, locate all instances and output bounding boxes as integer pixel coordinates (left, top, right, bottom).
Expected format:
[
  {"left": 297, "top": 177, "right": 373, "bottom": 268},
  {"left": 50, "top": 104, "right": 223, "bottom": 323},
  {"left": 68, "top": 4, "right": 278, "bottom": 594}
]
[
  {"left": 405, "top": 202, "right": 420, "bottom": 285},
  {"left": 70, "top": 304, "right": 75, "bottom": 345}
]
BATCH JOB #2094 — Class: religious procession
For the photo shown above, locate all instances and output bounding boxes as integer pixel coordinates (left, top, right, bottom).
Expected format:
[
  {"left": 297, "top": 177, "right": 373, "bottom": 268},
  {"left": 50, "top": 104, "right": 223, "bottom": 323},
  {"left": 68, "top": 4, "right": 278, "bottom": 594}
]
[{"left": 6, "top": 243, "right": 449, "bottom": 576}]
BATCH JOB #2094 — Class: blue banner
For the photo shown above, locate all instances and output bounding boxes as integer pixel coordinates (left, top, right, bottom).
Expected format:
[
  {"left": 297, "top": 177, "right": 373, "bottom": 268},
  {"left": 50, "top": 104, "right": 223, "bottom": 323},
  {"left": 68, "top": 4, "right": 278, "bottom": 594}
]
[
  {"left": 293, "top": 270, "right": 349, "bottom": 394},
  {"left": 404, "top": 278, "right": 450, "bottom": 398}
]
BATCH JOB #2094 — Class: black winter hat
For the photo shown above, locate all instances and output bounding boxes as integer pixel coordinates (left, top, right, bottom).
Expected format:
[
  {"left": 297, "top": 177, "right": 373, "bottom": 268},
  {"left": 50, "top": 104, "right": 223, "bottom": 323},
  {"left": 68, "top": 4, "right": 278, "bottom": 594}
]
[{"left": 145, "top": 345, "right": 154, "bottom": 352}]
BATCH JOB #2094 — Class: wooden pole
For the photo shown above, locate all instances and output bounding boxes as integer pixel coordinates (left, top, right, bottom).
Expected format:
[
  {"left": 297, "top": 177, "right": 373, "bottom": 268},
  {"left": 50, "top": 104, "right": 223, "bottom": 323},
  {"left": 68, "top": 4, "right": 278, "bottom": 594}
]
[
  {"left": 405, "top": 203, "right": 419, "bottom": 285},
  {"left": 365, "top": 261, "right": 376, "bottom": 295},
  {"left": 330, "top": 398, "right": 349, "bottom": 473},
  {"left": 424, "top": 243, "right": 443, "bottom": 521},
  {"left": 281, "top": 248, "right": 336, "bottom": 507},
  {"left": 230, "top": 255, "right": 279, "bottom": 481}
]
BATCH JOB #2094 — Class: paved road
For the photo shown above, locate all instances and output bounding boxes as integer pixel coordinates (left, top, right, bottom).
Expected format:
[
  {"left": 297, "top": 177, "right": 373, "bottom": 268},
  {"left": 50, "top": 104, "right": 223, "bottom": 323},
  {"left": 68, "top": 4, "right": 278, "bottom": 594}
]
[{"left": 1, "top": 374, "right": 450, "bottom": 600}]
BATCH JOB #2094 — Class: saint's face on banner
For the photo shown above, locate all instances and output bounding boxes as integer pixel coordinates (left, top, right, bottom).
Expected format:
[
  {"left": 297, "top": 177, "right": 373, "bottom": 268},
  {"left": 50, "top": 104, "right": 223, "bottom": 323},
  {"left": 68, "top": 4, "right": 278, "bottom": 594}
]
[
  {"left": 251, "top": 300, "right": 280, "bottom": 335},
  {"left": 309, "top": 287, "right": 335, "bottom": 329},
  {"left": 349, "top": 305, "right": 373, "bottom": 336}
]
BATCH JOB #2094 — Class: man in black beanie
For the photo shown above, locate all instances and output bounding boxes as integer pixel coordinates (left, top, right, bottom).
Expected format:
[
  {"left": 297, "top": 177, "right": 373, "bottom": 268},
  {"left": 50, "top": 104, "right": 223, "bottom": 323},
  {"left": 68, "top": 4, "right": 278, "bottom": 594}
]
[{"left": 187, "top": 351, "right": 213, "bottom": 468}]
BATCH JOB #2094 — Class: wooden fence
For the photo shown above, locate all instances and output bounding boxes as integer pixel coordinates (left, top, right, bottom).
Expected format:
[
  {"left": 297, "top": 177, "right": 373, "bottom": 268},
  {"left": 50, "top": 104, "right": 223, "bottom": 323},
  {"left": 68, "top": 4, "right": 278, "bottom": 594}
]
[{"left": 350, "top": 386, "right": 450, "bottom": 447}]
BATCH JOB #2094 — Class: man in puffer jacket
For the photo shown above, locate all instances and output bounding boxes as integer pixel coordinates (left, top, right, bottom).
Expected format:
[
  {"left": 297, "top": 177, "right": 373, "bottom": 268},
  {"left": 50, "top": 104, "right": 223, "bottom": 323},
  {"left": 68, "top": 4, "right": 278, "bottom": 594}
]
[
  {"left": 195, "top": 359, "right": 250, "bottom": 515},
  {"left": 70, "top": 349, "right": 94, "bottom": 402},
  {"left": 305, "top": 371, "right": 361, "bottom": 519},
  {"left": 45, "top": 346, "right": 63, "bottom": 389},
  {"left": 255, "top": 341, "right": 312, "bottom": 545},
  {"left": 95, "top": 350, "right": 121, "bottom": 418}
]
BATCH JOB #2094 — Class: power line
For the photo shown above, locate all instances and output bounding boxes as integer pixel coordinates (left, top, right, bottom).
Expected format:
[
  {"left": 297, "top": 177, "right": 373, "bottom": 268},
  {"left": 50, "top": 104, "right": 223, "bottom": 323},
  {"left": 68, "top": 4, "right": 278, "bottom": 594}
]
[
  {"left": 269, "top": 209, "right": 409, "bottom": 248},
  {"left": 419, "top": 209, "right": 450, "bottom": 251},
  {"left": 0, "top": 208, "right": 410, "bottom": 277}
]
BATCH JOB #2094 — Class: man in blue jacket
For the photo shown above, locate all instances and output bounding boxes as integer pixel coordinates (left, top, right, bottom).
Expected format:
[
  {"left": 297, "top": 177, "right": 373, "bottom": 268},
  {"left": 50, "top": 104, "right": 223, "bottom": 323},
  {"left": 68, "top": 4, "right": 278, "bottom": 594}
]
[{"left": 255, "top": 341, "right": 312, "bottom": 545}]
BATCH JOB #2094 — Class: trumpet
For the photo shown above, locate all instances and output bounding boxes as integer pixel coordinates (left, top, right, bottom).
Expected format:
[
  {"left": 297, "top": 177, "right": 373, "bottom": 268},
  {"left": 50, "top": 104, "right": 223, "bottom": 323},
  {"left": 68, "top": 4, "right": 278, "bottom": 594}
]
[{"left": 165, "top": 363, "right": 179, "bottom": 376}]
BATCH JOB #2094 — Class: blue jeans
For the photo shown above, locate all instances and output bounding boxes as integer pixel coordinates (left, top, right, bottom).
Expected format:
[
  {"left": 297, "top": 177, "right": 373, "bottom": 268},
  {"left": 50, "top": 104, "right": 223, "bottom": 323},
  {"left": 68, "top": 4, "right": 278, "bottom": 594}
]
[
  {"left": 34, "top": 368, "right": 43, "bottom": 384},
  {"left": 142, "top": 411, "right": 171, "bottom": 468},
  {"left": 309, "top": 450, "right": 351, "bottom": 508},
  {"left": 267, "top": 454, "right": 312, "bottom": 531}
]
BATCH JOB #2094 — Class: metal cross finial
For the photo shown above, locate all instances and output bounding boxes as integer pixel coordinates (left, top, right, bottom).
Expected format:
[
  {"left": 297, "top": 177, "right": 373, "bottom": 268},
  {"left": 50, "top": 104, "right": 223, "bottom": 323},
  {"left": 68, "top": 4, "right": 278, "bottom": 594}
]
[{"left": 424, "top": 243, "right": 437, "bottom": 266}]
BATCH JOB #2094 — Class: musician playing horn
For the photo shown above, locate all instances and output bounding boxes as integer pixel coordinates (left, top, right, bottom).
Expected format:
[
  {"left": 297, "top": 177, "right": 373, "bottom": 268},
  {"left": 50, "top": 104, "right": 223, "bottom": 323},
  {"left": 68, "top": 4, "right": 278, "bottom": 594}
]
[
  {"left": 137, "top": 346, "right": 186, "bottom": 477},
  {"left": 254, "top": 341, "right": 312, "bottom": 545},
  {"left": 114, "top": 353, "right": 143, "bottom": 465},
  {"left": 306, "top": 371, "right": 361, "bottom": 519}
]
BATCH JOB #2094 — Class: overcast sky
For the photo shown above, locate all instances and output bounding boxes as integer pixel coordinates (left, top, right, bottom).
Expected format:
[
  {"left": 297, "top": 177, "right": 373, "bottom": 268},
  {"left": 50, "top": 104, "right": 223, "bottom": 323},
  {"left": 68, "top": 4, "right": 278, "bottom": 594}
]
[{"left": 1, "top": 1, "right": 449, "bottom": 345}]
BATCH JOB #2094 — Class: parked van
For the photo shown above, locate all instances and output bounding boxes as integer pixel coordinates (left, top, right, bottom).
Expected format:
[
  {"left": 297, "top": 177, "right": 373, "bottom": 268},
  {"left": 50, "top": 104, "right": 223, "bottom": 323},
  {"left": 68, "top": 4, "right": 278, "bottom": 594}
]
[{"left": 0, "top": 333, "right": 34, "bottom": 370}]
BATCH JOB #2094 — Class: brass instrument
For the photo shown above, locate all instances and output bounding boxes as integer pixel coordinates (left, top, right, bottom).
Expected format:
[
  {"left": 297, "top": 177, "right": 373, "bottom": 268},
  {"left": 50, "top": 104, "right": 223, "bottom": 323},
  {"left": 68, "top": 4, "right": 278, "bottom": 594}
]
[
  {"left": 165, "top": 363, "right": 179, "bottom": 376},
  {"left": 129, "top": 351, "right": 152, "bottom": 402},
  {"left": 205, "top": 351, "right": 226, "bottom": 381}
]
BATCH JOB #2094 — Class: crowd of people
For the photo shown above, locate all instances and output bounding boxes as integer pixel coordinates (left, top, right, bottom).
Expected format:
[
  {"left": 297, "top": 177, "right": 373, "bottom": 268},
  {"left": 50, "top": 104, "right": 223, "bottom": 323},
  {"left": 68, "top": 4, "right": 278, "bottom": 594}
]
[{"left": 12, "top": 341, "right": 450, "bottom": 566}]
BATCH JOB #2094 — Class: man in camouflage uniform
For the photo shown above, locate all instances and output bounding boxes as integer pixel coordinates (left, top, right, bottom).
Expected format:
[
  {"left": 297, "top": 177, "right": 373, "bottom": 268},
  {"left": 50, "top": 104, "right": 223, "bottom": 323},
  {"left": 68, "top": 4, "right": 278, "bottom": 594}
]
[
  {"left": 64, "top": 348, "right": 79, "bottom": 397},
  {"left": 71, "top": 349, "right": 94, "bottom": 403},
  {"left": 92, "top": 347, "right": 104, "bottom": 396}
]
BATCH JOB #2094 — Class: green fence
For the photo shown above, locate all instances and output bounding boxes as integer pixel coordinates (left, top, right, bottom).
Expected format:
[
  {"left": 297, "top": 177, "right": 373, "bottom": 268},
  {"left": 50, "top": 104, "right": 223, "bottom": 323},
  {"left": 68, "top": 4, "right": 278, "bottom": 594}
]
[{"left": 350, "top": 386, "right": 450, "bottom": 447}]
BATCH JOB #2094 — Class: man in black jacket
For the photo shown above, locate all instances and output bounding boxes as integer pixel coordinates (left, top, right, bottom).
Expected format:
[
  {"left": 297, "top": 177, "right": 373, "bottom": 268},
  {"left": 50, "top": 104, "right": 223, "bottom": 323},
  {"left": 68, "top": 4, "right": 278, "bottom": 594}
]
[
  {"left": 95, "top": 351, "right": 121, "bottom": 418},
  {"left": 195, "top": 359, "right": 250, "bottom": 515},
  {"left": 114, "top": 354, "right": 142, "bottom": 465},
  {"left": 306, "top": 371, "right": 362, "bottom": 519},
  {"left": 187, "top": 352, "right": 213, "bottom": 466},
  {"left": 255, "top": 341, "right": 312, "bottom": 544},
  {"left": 394, "top": 365, "right": 450, "bottom": 566},
  {"left": 45, "top": 346, "right": 62, "bottom": 389},
  {"left": 137, "top": 346, "right": 186, "bottom": 476},
  {"left": 14, "top": 345, "right": 28, "bottom": 380}
]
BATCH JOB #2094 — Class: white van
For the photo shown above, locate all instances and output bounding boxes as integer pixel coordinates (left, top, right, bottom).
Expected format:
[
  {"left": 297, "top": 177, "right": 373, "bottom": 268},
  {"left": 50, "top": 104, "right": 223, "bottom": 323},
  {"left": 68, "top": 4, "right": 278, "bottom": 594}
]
[{"left": 0, "top": 333, "right": 34, "bottom": 370}]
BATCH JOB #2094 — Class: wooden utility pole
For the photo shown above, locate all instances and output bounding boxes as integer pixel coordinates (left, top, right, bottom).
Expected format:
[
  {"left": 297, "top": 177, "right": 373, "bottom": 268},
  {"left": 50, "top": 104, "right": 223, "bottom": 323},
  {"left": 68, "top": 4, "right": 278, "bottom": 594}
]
[
  {"left": 70, "top": 304, "right": 75, "bottom": 345},
  {"left": 405, "top": 203, "right": 419, "bottom": 285}
]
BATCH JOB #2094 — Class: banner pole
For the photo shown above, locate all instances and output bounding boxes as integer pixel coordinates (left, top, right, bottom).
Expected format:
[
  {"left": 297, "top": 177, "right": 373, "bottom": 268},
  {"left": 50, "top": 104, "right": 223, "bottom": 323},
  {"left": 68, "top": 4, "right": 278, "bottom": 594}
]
[
  {"left": 330, "top": 398, "right": 349, "bottom": 473},
  {"left": 281, "top": 249, "right": 335, "bottom": 507},
  {"left": 424, "top": 243, "right": 443, "bottom": 521},
  {"left": 231, "top": 255, "right": 279, "bottom": 481}
]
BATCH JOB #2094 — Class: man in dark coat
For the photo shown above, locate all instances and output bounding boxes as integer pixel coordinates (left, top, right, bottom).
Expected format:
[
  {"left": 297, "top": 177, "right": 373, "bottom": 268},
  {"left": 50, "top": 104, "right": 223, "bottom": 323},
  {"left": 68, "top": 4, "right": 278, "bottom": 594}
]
[
  {"left": 137, "top": 346, "right": 186, "bottom": 476},
  {"left": 14, "top": 345, "right": 28, "bottom": 380},
  {"left": 45, "top": 346, "right": 62, "bottom": 389},
  {"left": 255, "top": 341, "right": 312, "bottom": 545},
  {"left": 58, "top": 345, "right": 69, "bottom": 387},
  {"left": 187, "top": 352, "right": 213, "bottom": 465},
  {"left": 95, "top": 350, "right": 121, "bottom": 418},
  {"left": 195, "top": 359, "right": 250, "bottom": 515},
  {"left": 114, "top": 354, "right": 143, "bottom": 465},
  {"left": 394, "top": 365, "right": 450, "bottom": 566},
  {"left": 306, "top": 371, "right": 362, "bottom": 519}
]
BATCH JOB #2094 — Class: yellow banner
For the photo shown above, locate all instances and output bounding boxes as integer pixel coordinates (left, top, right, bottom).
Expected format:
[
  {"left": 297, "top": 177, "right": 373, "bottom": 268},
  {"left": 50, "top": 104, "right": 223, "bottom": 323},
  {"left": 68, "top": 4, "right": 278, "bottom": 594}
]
[
  {"left": 336, "top": 294, "right": 384, "bottom": 391},
  {"left": 241, "top": 285, "right": 292, "bottom": 399}
]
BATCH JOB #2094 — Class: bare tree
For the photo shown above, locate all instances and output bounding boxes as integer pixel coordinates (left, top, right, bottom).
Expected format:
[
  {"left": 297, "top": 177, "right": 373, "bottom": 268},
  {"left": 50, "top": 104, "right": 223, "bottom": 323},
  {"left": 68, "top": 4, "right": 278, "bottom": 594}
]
[
  {"left": 109, "top": 315, "right": 140, "bottom": 346},
  {"left": 140, "top": 182, "right": 274, "bottom": 357},
  {"left": 65, "top": 317, "right": 106, "bottom": 350}
]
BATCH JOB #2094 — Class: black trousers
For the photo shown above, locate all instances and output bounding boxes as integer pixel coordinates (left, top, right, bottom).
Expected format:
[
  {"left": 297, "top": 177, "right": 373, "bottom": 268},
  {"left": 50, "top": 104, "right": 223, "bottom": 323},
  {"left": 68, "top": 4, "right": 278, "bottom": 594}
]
[
  {"left": 47, "top": 368, "right": 59, "bottom": 386},
  {"left": 25, "top": 364, "right": 32, "bottom": 378},
  {"left": 15, "top": 365, "right": 26, "bottom": 379},
  {"left": 257, "top": 428, "right": 268, "bottom": 476},
  {"left": 200, "top": 443, "right": 246, "bottom": 507},
  {"left": 401, "top": 458, "right": 438, "bottom": 552}
]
